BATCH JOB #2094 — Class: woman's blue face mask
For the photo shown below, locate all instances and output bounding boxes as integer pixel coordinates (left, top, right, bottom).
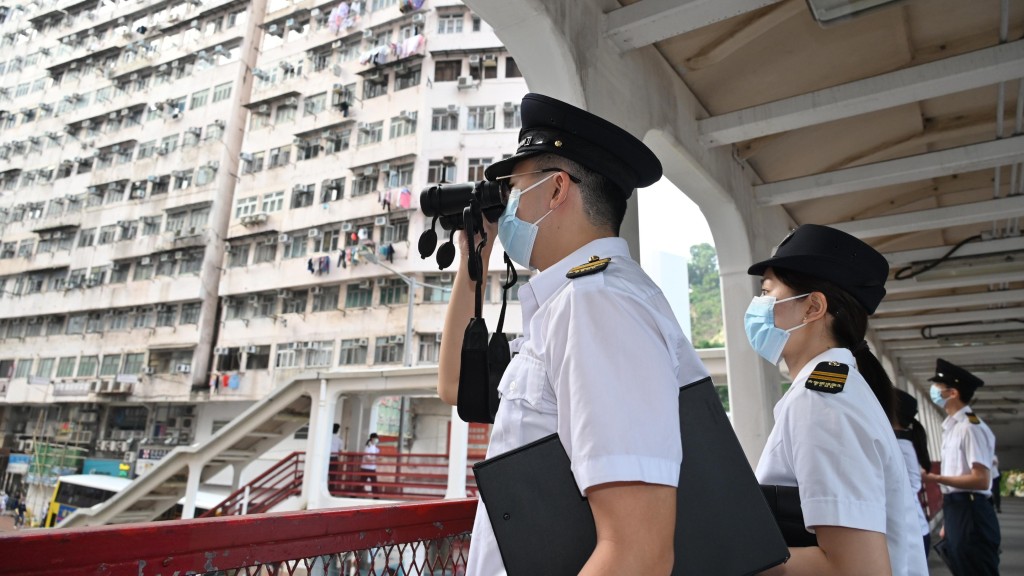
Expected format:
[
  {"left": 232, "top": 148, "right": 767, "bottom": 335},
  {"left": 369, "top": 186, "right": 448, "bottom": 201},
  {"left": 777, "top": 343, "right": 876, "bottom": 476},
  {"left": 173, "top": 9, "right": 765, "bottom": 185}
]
[{"left": 743, "top": 293, "right": 810, "bottom": 365}]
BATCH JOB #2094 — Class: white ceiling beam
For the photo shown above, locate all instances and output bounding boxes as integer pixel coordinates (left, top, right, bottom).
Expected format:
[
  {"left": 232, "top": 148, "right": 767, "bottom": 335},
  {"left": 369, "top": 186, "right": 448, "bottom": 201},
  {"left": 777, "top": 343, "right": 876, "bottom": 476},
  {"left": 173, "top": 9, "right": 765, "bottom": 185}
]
[
  {"left": 830, "top": 194, "right": 1024, "bottom": 238},
  {"left": 871, "top": 306, "right": 1024, "bottom": 328},
  {"left": 876, "top": 321, "right": 1024, "bottom": 340},
  {"left": 875, "top": 288, "right": 1024, "bottom": 314},
  {"left": 892, "top": 342, "right": 1023, "bottom": 359},
  {"left": 604, "top": 0, "right": 781, "bottom": 52},
  {"left": 755, "top": 136, "right": 1024, "bottom": 205},
  {"left": 700, "top": 40, "right": 1024, "bottom": 146},
  {"left": 884, "top": 271, "right": 1024, "bottom": 295},
  {"left": 884, "top": 236, "right": 1024, "bottom": 267}
]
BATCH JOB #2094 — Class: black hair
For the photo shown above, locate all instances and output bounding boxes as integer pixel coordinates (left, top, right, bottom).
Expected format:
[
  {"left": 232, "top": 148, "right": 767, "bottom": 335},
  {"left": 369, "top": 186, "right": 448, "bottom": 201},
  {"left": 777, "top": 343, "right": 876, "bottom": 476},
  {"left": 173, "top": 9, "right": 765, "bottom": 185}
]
[
  {"left": 958, "top": 386, "right": 976, "bottom": 404},
  {"left": 907, "top": 418, "right": 931, "bottom": 471},
  {"left": 534, "top": 153, "right": 626, "bottom": 234},
  {"left": 772, "top": 267, "right": 897, "bottom": 421}
]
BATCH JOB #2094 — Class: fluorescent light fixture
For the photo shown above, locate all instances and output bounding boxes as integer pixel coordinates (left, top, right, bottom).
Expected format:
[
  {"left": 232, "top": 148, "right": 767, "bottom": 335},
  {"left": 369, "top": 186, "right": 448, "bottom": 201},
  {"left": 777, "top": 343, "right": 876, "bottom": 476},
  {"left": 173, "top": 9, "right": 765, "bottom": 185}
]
[{"left": 805, "top": 0, "right": 903, "bottom": 23}]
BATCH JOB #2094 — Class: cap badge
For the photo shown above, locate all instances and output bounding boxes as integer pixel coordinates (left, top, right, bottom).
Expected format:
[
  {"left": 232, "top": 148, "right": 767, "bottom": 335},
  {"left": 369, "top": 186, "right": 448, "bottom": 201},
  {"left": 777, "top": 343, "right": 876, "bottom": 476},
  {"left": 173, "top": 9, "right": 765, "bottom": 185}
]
[
  {"left": 567, "top": 255, "right": 611, "bottom": 279},
  {"left": 554, "top": 140, "right": 563, "bottom": 147},
  {"left": 806, "top": 361, "right": 848, "bottom": 394}
]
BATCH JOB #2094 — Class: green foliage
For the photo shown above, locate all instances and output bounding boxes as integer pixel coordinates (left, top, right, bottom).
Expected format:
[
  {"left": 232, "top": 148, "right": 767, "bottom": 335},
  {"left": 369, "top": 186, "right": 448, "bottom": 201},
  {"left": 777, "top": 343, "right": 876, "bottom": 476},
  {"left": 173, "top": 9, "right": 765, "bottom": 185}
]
[{"left": 688, "top": 243, "right": 725, "bottom": 348}]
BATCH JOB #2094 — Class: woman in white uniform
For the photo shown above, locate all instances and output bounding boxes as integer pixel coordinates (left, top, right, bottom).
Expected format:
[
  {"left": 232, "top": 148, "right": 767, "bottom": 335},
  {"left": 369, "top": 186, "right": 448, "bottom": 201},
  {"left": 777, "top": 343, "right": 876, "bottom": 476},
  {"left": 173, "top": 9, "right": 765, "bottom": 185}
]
[
  {"left": 893, "top": 388, "right": 932, "bottom": 558},
  {"left": 746, "top": 224, "right": 928, "bottom": 576}
]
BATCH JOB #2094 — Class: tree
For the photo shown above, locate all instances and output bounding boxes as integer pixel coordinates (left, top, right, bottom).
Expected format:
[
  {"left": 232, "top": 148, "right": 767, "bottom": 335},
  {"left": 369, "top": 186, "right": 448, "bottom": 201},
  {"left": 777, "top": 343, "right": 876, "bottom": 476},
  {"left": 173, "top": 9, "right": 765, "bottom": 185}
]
[{"left": 688, "top": 243, "right": 724, "bottom": 348}]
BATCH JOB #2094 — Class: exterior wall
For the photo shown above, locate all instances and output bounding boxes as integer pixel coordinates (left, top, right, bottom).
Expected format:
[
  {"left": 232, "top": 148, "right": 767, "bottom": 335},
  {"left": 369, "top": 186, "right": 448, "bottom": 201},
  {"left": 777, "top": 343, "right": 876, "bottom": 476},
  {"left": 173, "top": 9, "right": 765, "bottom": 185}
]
[{"left": 0, "top": 0, "right": 529, "bottom": 503}]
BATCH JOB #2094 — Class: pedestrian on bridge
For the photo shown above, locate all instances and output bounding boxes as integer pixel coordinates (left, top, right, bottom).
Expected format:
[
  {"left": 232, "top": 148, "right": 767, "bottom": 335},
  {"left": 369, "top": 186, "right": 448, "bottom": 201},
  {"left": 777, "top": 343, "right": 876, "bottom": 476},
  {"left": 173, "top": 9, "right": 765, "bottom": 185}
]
[{"left": 746, "top": 224, "right": 928, "bottom": 576}]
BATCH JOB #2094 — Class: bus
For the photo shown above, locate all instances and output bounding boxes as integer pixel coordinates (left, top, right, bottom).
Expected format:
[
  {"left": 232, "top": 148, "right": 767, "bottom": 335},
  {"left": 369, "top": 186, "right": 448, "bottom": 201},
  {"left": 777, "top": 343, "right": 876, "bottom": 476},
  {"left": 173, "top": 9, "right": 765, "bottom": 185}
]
[{"left": 44, "top": 474, "right": 222, "bottom": 527}]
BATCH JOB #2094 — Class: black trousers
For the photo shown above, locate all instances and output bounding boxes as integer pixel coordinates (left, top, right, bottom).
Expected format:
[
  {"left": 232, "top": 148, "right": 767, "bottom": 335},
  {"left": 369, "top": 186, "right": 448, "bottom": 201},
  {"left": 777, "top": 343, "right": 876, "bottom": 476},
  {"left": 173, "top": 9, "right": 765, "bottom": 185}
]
[{"left": 943, "top": 492, "right": 1000, "bottom": 576}]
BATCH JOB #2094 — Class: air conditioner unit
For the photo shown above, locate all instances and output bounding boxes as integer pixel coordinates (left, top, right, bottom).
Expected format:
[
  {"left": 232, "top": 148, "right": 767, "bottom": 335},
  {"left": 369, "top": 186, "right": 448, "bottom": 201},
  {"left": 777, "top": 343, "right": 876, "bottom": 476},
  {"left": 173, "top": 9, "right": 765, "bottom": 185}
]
[
  {"left": 374, "top": 215, "right": 387, "bottom": 226},
  {"left": 175, "top": 363, "right": 192, "bottom": 373},
  {"left": 214, "top": 347, "right": 229, "bottom": 355},
  {"left": 434, "top": 333, "right": 444, "bottom": 343},
  {"left": 160, "top": 253, "right": 171, "bottom": 262},
  {"left": 456, "top": 76, "right": 473, "bottom": 89},
  {"left": 143, "top": 365, "right": 155, "bottom": 374},
  {"left": 362, "top": 166, "right": 376, "bottom": 177},
  {"left": 390, "top": 335, "right": 404, "bottom": 343},
  {"left": 375, "top": 277, "right": 388, "bottom": 287},
  {"left": 284, "top": 96, "right": 298, "bottom": 106},
  {"left": 140, "top": 256, "right": 151, "bottom": 265},
  {"left": 213, "top": 44, "right": 227, "bottom": 56},
  {"left": 357, "top": 122, "right": 371, "bottom": 133},
  {"left": 240, "top": 152, "right": 254, "bottom": 162},
  {"left": 362, "top": 29, "right": 373, "bottom": 39},
  {"left": 247, "top": 296, "right": 260, "bottom": 306},
  {"left": 503, "top": 101, "right": 516, "bottom": 112},
  {"left": 468, "top": 55, "right": 481, "bottom": 66},
  {"left": 310, "top": 286, "right": 323, "bottom": 295},
  {"left": 446, "top": 104, "right": 459, "bottom": 116},
  {"left": 342, "top": 222, "right": 353, "bottom": 232},
  {"left": 399, "top": 110, "right": 416, "bottom": 121},
  {"left": 411, "top": 13, "right": 424, "bottom": 24},
  {"left": 257, "top": 104, "right": 270, "bottom": 114},
  {"left": 357, "top": 338, "right": 368, "bottom": 346},
  {"left": 307, "top": 228, "right": 320, "bottom": 238},
  {"left": 173, "top": 251, "right": 184, "bottom": 260},
  {"left": 252, "top": 213, "right": 268, "bottom": 223},
  {"left": 278, "top": 233, "right": 290, "bottom": 243},
  {"left": 440, "top": 273, "right": 453, "bottom": 283},
  {"left": 245, "top": 346, "right": 258, "bottom": 353},
  {"left": 483, "top": 54, "right": 498, "bottom": 66},
  {"left": 357, "top": 280, "right": 370, "bottom": 289},
  {"left": 277, "top": 289, "right": 293, "bottom": 298}
]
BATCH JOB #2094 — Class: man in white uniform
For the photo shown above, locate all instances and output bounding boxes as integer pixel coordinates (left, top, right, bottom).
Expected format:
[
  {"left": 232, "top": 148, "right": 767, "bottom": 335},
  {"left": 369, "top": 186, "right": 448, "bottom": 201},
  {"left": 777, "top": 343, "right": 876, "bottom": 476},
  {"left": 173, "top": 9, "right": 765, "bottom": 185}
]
[
  {"left": 437, "top": 93, "right": 709, "bottom": 575},
  {"left": 923, "top": 358, "right": 1000, "bottom": 575}
]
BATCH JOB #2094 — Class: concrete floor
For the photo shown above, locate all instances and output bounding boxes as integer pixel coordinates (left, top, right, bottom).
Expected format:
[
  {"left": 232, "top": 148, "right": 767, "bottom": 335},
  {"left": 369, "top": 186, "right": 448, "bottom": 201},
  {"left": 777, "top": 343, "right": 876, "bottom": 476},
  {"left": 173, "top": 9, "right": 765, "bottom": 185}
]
[{"left": 928, "top": 497, "right": 1022, "bottom": 575}]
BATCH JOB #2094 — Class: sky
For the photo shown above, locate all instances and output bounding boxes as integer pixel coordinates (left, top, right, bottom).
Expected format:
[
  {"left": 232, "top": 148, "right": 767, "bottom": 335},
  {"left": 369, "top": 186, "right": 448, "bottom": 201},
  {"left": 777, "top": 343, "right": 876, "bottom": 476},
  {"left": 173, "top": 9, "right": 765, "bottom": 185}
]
[{"left": 637, "top": 177, "right": 715, "bottom": 263}]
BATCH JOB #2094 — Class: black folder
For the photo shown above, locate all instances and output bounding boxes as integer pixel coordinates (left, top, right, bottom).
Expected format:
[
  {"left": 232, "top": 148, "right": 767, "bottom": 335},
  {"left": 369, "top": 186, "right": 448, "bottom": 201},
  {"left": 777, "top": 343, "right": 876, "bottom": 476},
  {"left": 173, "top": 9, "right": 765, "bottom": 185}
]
[{"left": 473, "top": 377, "right": 789, "bottom": 576}]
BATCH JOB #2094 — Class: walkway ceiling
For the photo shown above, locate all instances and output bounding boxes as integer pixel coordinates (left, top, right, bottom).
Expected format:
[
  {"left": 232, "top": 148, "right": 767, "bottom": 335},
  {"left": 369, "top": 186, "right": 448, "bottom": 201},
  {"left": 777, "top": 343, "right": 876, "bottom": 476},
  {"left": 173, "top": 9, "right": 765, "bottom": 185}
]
[{"left": 472, "top": 0, "right": 1023, "bottom": 450}]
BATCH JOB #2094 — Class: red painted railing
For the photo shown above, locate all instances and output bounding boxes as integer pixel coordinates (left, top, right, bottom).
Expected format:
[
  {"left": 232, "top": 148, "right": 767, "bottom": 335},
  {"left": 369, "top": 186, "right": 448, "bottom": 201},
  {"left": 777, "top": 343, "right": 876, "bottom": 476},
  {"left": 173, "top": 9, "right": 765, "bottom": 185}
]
[
  {"left": 1, "top": 498, "right": 478, "bottom": 576},
  {"left": 329, "top": 451, "right": 481, "bottom": 501},
  {"left": 201, "top": 451, "right": 305, "bottom": 517}
]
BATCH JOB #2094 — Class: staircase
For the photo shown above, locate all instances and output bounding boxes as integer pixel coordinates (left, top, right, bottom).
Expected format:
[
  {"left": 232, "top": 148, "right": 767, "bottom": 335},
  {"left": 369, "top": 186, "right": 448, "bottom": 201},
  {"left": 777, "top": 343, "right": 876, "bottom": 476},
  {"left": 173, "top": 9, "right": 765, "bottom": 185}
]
[
  {"left": 200, "top": 451, "right": 305, "bottom": 517},
  {"left": 60, "top": 380, "right": 312, "bottom": 527}
]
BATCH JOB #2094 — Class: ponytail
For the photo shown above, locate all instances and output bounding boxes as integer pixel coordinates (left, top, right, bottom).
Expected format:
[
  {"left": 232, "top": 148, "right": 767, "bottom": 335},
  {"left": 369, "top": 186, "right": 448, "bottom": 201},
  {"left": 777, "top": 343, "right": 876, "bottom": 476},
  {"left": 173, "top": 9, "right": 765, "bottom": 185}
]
[
  {"left": 851, "top": 343, "right": 897, "bottom": 422},
  {"left": 908, "top": 418, "right": 931, "bottom": 471}
]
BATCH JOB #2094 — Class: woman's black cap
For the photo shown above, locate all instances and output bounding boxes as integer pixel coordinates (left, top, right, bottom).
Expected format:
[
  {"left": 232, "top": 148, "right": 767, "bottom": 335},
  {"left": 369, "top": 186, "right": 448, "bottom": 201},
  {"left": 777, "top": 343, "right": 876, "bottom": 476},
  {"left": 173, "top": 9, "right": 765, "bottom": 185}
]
[
  {"left": 484, "top": 93, "right": 662, "bottom": 198},
  {"left": 747, "top": 224, "right": 890, "bottom": 314},
  {"left": 895, "top": 389, "right": 918, "bottom": 427}
]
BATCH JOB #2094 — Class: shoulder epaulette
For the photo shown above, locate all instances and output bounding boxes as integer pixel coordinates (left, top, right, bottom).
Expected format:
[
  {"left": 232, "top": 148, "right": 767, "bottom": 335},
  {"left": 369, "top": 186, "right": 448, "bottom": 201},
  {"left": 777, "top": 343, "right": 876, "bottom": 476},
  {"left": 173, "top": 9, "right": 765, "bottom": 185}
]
[
  {"left": 805, "top": 361, "right": 848, "bottom": 394},
  {"left": 566, "top": 255, "right": 610, "bottom": 279},
  {"left": 966, "top": 412, "right": 980, "bottom": 425}
]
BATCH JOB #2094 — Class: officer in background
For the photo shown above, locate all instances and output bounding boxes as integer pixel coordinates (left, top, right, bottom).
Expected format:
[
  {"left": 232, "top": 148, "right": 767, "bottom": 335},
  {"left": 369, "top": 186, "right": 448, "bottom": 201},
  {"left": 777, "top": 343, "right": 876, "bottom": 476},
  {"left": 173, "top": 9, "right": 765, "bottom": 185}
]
[
  {"left": 923, "top": 358, "right": 1000, "bottom": 575},
  {"left": 436, "top": 93, "right": 709, "bottom": 575}
]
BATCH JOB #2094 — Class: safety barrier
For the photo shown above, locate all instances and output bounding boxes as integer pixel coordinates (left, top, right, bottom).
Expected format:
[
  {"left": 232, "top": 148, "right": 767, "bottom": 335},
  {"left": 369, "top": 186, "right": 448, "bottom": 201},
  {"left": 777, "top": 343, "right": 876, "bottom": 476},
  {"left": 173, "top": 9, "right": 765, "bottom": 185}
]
[
  {"left": 1, "top": 498, "right": 478, "bottom": 576},
  {"left": 329, "top": 451, "right": 481, "bottom": 501},
  {"left": 201, "top": 451, "right": 306, "bottom": 517}
]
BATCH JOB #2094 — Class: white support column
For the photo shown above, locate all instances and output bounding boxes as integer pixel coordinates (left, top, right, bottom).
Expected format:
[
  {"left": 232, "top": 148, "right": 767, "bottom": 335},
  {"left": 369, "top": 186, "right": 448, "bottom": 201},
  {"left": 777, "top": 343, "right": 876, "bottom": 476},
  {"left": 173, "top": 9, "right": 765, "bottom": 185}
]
[
  {"left": 445, "top": 406, "right": 469, "bottom": 499},
  {"left": 231, "top": 461, "right": 246, "bottom": 492},
  {"left": 181, "top": 459, "right": 203, "bottom": 520},
  {"left": 305, "top": 378, "right": 332, "bottom": 510}
]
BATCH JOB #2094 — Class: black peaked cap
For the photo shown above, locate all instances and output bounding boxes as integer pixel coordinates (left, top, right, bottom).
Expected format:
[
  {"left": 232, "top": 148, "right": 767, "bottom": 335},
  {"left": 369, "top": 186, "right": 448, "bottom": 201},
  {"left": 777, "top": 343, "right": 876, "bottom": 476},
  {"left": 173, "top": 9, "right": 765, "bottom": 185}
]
[
  {"left": 894, "top": 389, "right": 918, "bottom": 427},
  {"left": 929, "top": 358, "right": 984, "bottom": 392},
  {"left": 747, "top": 224, "right": 890, "bottom": 315},
  {"left": 484, "top": 93, "right": 662, "bottom": 198}
]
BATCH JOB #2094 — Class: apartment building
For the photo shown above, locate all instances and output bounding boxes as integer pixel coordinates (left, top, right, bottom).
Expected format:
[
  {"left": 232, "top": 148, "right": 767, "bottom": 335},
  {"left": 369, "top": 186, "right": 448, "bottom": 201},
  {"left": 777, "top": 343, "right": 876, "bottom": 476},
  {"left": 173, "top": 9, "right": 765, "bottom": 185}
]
[{"left": 0, "top": 0, "right": 528, "bottom": 489}]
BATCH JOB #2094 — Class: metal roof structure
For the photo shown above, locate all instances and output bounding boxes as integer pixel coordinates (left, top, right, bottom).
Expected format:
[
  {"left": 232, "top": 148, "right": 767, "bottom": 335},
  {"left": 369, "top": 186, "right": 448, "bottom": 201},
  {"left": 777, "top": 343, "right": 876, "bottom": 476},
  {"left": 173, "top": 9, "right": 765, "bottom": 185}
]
[{"left": 468, "top": 0, "right": 1023, "bottom": 462}]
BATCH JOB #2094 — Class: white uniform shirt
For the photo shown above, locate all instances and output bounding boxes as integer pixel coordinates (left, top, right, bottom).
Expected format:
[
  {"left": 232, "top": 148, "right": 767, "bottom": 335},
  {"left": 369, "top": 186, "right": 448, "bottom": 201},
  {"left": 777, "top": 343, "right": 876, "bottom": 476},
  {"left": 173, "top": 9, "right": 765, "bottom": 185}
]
[
  {"left": 940, "top": 406, "right": 995, "bottom": 496},
  {"left": 755, "top": 348, "right": 928, "bottom": 576},
  {"left": 466, "top": 237, "right": 709, "bottom": 576},
  {"left": 897, "top": 438, "right": 929, "bottom": 536}
]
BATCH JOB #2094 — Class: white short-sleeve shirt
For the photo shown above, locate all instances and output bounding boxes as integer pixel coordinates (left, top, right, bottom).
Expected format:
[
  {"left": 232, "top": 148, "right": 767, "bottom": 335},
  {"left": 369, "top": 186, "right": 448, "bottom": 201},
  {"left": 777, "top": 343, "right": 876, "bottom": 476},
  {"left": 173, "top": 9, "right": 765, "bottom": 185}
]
[
  {"left": 755, "top": 348, "right": 928, "bottom": 576},
  {"left": 897, "top": 438, "right": 929, "bottom": 536},
  {"left": 940, "top": 406, "right": 995, "bottom": 496},
  {"left": 466, "top": 237, "right": 709, "bottom": 576}
]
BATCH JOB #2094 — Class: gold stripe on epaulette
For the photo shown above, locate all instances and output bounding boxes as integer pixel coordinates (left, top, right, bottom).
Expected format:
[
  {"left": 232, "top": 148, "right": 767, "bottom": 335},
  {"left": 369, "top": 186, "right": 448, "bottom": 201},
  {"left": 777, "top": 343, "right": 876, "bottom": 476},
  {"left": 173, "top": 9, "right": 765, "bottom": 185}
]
[{"left": 567, "top": 256, "right": 611, "bottom": 279}]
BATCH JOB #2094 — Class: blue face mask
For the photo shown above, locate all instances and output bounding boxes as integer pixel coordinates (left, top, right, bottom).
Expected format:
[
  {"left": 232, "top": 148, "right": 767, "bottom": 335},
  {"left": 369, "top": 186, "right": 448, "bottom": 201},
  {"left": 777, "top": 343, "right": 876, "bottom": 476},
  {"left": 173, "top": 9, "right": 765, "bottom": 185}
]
[
  {"left": 930, "top": 385, "right": 948, "bottom": 408},
  {"left": 744, "top": 293, "right": 810, "bottom": 365},
  {"left": 497, "top": 173, "right": 557, "bottom": 268}
]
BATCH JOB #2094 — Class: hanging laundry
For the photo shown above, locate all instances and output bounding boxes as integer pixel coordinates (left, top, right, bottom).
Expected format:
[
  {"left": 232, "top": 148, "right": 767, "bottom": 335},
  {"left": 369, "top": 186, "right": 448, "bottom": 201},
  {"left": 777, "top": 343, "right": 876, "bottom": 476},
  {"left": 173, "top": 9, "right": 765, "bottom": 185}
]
[
  {"left": 222, "top": 373, "right": 230, "bottom": 388},
  {"left": 229, "top": 373, "right": 240, "bottom": 390},
  {"left": 398, "top": 187, "right": 412, "bottom": 209},
  {"left": 386, "top": 243, "right": 396, "bottom": 263},
  {"left": 358, "top": 227, "right": 368, "bottom": 241},
  {"left": 307, "top": 258, "right": 315, "bottom": 274}
]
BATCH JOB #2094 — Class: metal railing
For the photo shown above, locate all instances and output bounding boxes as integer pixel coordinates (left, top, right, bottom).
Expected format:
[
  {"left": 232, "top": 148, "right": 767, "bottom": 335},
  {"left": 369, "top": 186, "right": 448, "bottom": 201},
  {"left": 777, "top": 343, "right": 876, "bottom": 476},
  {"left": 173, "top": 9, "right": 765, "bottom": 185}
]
[
  {"left": 2, "top": 498, "right": 478, "bottom": 576},
  {"left": 329, "top": 451, "right": 481, "bottom": 501},
  {"left": 201, "top": 451, "right": 306, "bottom": 517}
]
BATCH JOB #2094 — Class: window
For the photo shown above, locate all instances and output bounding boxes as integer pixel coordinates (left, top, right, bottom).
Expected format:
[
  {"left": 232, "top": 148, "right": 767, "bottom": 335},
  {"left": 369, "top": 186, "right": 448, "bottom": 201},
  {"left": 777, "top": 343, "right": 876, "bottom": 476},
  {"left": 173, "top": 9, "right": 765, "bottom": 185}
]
[
  {"left": 78, "top": 228, "right": 95, "bottom": 248},
  {"left": 108, "top": 310, "right": 129, "bottom": 331},
  {"left": 424, "top": 274, "right": 453, "bottom": 303},
  {"left": 228, "top": 244, "right": 250, "bottom": 267},
  {"left": 137, "top": 140, "right": 156, "bottom": 159},
  {"left": 304, "top": 93, "right": 326, "bottom": 115},
  {"left": 179, "top": 252, "right": 202, "bottom": 274},
  {"left": 507, "top": 274, "right": 530, "bottom": 301},
  {"left": 296, "top": 138, "right": 320, "bottom": 161},
  {"left": 235, "top": 196, "right": 258, "bottom": 218},
  {"left": 143, "top": 217, "right": 162, "bottom": 236},
  {"left": 434, "top": 60, "right": 461, "bottom": 82},
  {"left": 206, "top": 121, "right": 224, "bottom": 140},
  {"left": 374, "top": 336, "right": 404, "bottom": 364},
  {"left": 345, "top": 282, "right": 373, "bottom": 308},
  {"left": 418, "top": 333, "right": 441, "bottom": 364},
  {"left": 379, "top": 278, "right": 408, "bottom": 305},
  {"left": 321, "top": 178, "right": 345, "bottom": 202},
  {"left": 180, "top": 302, "right": 201, "bottom": 324},
  {"left": 269, "top": 146, "right": 290, "bottom": 168},
  {"left": 123, "top": 353, "right": 145, "bottom": 374},
  {"left": 427, "top": 160, "right": 457, "bottom": 183},
  {"left": 275, "top": 344, "right": 298, "bottom": 368},
  {"left": 77, "top": 355, "right": 99, "bottom": 377},
  {"left": 254, "top": 241, "right": 277, "bottom": 263},
  {"left": 352, "top": 176, "right": 376, "bottom": 197},
  {"left": 505, "top": 57, "right": 522, "bottom": 78},
  {"left": 437, "top": 14, "right": 464, "bottom": 34},
  {"left": 243, "top": 151, "right": 265, "bottom": 174},
  {"left": 190, "top": 88, "right": 209, "bottom": 110},
  {"left": 431, "top": 108, "right": 458, "bottom": 131},
  {"left": 56, "top": 357, "right": 77, "bottom": 378},
  {"left": 338, "top": 338, "right": 367, "bottom": 365},
  {"left": 100, "top": 354, "right": 121, "bottom": 376},
  {"left": 382, "top": 219, "right": 408, "bottom": 244},
  {"left": 14, "top": 359, "right": 32, "bottom": 378},
  {"left": 466, "top": 106, "right": 495, "bottom": 131},
  {"left": 291, "top": 184, "right": 315, "bottom": 208},
  {"left": 467, "top": 157, "right": 491, "bottom": 181},
  {"left": 389, "top": 115, "right": 416, "bottom": 138},
  {"left": 110, "top": 264, "right": 130, "bottom": 283},
  {"left": 504, "top": 103, "right": 522, "bottom": 129},
  {"left": 262, "top": 191, "right": 284, "bottom": 212},
  {"left": 166, "top": 212, "right": 186, "bottom": 233},
  {"left": 305, "top": 341, "right": 333, "bottom": 367},
  {"left": 212, "top": 82, "right": 232, "bottom": 103},
  {"left": 325, "top": 130, "right": 350, "bottom": 153},
  {"left": 246, "top": 346, "right": 271, "bottom": 370},
  {"left": 311, "top": 285, "right": 340, "bottom": 312},
  {"left": 275, "top": 103, "right": 296, "bottom": 123},
  {"left": 133, "top": 260, "right": 154, "bottom": 280},
  {"left": 363, "top": 76, "right": 388, "bottom": 100},
  {"left": 156, "top": 305, "right": 178, "bottom": 327},
  {"left": 394, "top": 66, "right": 421, "bottom": 91},
  {"left": 282, "top": 235, "right": 308, "bottom": 260},
  {"left": 356, "top": 121, "right": 383, "bottom": 146}
]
